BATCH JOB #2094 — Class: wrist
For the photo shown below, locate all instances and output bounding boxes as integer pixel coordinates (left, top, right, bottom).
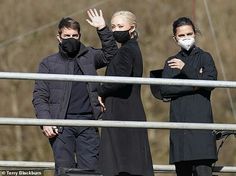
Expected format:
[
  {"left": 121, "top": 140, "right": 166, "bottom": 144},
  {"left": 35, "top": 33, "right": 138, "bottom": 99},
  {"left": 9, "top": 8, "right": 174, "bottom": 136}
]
[{"left": 97, "top": 25, "right": 106, "bottom": 31}]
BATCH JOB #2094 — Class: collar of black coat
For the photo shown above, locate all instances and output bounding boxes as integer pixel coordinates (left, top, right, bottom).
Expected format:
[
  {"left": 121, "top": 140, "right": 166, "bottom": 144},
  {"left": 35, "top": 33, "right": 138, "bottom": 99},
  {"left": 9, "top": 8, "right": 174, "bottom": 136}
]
[
  {"left": 59, "top": 42, "right": 89, "bottom": 60},
  {"left": 178, "top": 45, "right": 204, "bottom": 57},
  {"left": 121, "top": 38, "right": 137, "bottom": 46}
]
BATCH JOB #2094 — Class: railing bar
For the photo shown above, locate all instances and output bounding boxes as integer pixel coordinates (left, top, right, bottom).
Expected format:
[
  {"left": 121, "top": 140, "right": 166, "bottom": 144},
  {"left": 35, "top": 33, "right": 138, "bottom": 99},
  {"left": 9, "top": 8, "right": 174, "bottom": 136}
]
[
  {"left": 0, "top": 118, "right": 235, "bottom": 131},
  {"left": 0, "top": 161, "right": 236, "bottom": 173},
  {"left": 0, "top": 72, "right": 236, "bottom": 88}
]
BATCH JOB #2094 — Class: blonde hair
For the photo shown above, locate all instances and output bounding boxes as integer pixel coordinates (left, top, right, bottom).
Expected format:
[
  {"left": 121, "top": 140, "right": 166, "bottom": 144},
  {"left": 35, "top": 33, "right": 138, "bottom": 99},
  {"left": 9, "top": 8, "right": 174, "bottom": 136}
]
[{"left": 111, "top": 11, "right": 138, "bottom": 39}]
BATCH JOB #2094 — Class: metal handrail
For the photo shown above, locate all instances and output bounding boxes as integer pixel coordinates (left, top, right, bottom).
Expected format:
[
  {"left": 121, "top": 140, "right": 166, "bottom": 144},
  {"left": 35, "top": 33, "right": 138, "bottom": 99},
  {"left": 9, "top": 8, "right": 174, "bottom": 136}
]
[
  {"left": 0, "top": 117, "right": 235, "bottom": 131},
  {"left": 0, "top": 72, "right": 235, "bottom": 88},
  {"left": 0, "top": 161, "right": 236, "bottom": 173},
  {"left": 0, "top": 72, "right": 235, "bottom": 173}
]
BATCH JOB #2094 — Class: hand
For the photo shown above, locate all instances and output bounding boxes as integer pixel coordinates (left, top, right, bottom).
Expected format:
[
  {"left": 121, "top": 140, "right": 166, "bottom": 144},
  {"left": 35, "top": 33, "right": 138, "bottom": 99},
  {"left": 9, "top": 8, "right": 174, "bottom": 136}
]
[
  {"left": 168, "top": 58, "right": 185, "bottom": 70},
  {"left": 98, "top": 96, "right": 106, "bottom": 112},
  {"left": 199, "top": 67, "right": 203, "bottom": 74},
  {"left": 42, "top": 126, "right": 58, "bottom": 138},
  {"left": 86, "top": 9, "right": 106, "bottom": 30}
]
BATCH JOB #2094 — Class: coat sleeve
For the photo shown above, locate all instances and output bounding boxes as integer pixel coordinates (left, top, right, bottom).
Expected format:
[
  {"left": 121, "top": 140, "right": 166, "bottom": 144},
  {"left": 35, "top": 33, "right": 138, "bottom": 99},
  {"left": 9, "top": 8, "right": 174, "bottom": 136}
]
[
  {"left": 160, "top": 58, "right": 195, "bottom": 99},
  {"left": 32, "top": 59, "right": 51, "bottom": 119},
  {"left": 97, "top": 47, "right": 133, "bottom": 97},
  {"left": 181, "top": 52, "right": 217, "bottom": 91},
  {"left": 93, "top": 26, "right": 118, "bottom": 69}
]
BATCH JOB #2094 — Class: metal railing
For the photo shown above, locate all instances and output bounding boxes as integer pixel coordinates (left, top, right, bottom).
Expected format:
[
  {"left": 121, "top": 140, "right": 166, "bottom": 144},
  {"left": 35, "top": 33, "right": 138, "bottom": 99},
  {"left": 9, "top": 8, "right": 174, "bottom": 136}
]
[
  {"left": 0, "top": 117, "right": 236, "bottom": 131},
  {"left": 0, "top": 72, "right": 236, "bottom": 173},
  {"left": 1, "top": 161, "right": 236, "bottom": 173},
  {"left": 0, "top": 72, "right": 236, "bottom": 88}
]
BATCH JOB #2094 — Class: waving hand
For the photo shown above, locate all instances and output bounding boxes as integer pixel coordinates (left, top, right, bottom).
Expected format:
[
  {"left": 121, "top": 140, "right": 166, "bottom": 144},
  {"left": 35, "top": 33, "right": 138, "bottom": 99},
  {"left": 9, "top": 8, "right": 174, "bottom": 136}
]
[{"left": 86, "top": 9, "right": 106, "bottom": 30}]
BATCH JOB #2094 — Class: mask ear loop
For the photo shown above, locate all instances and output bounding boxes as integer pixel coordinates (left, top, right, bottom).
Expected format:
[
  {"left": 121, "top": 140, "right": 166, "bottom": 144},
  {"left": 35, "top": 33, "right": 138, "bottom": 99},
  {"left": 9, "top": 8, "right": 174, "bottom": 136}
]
[{"left": 130, "top": 26, "right": 137, "bottom": 39}]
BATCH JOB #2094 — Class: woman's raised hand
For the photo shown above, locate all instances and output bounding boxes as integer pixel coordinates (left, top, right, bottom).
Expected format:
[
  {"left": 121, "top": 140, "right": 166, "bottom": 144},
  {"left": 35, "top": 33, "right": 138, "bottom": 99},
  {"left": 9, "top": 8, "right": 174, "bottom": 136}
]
[{"left": 86, "top": 9, "right": 106, "bottom": 30}]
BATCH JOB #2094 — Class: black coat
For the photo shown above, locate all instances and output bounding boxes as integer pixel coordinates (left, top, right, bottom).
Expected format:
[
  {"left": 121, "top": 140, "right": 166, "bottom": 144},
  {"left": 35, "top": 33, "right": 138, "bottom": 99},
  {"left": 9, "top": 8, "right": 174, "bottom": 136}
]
[
  {"left": 161, "top": 47, "right": 218, "bottom": 164},
  {"left": 32, "top": 27, "right": 117, "bottom": 120},
  {"left": 98, "top": 39, "right": 154, "bottom": 176}
]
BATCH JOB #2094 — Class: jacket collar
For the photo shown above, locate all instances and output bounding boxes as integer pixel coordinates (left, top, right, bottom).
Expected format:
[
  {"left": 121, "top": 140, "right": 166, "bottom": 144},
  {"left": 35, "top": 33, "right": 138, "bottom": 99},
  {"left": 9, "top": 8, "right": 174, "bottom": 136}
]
[{"left": 178, "top": 46, "right": 203, "bottom": 57}]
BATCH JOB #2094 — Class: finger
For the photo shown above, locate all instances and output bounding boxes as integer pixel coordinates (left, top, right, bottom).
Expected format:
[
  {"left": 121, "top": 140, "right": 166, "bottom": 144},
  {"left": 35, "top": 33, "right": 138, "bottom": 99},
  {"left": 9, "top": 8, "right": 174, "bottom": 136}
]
[
  {"left": 86, "top": 19, "right": 93, "bottom": 26},
  {"left": 168, "top": 64, "right": 178, "bottom": 68},
  {"left": 48, "top": 131, "right": 56, "bottom": 138},
  {"left": 87, "top": 10, "right": 93, "bottom": 20},
  {"left": 169, "top": 58, "right": 178, "bottom": 62},
  {"left": 94, "top": 8, "right": 99, "bottom": 16},
  {"left": 48, "top": 133, "right": 57, "bottom": 138},
  {"left": 99, "top": 9, "right": 103, "bottom": 17},
  {"left": 89, "top": 9, "right": 95, "bottom": 17},
  {"left": 170, "top": 58, "right": 180, "bottom": 62},
  {"left": 169, "top": 66, "right": 179, "bottom": 69},
  {"left": 167, "top": 60, "right": 175, "bottom": 63},
  {"left": 167, "top": 61, "right": 176, "bottom": 65},
  {"left": 101, "top": 103, "right": 105, "bottom": 108},
  {"left": 168, "top": 62, "right": 177, "bottom": 66},
  {"left": 43, "top": 130, "right": 50, "bottom": 138}
]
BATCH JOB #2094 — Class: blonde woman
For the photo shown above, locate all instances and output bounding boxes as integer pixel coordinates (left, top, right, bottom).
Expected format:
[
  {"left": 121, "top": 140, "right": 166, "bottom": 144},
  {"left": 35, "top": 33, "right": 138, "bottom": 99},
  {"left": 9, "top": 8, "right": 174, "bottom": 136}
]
[{"left": 96, "top": 11, "right": 154, "bottom": 176}]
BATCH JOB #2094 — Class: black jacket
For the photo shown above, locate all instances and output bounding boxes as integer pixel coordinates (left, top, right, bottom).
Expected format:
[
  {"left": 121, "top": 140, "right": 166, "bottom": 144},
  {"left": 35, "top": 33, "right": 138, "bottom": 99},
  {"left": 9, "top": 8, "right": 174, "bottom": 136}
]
[
  {"left": 98, "top": 39, "right": 154, "bottom": 176},
  {"left": 161, "top": 47, "right": 218, "bottom": 163},
  {"left": 32, "top": 27, "right": 117, "bottom": 120}
]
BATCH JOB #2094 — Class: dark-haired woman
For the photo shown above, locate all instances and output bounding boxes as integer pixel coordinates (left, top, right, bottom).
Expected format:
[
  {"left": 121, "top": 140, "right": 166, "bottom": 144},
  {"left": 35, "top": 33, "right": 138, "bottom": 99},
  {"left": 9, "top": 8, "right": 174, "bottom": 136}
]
[
  {"left": 97, "top": 11, "right": 154, "bottom": 176},
  {"left": 160, "top": 17, "right": 218, "bottom": 176}
]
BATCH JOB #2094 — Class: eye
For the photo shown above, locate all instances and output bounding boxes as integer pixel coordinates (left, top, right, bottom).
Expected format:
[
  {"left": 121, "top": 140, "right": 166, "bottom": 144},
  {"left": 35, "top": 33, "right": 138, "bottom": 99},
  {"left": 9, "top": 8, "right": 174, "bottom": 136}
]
[
  {"left": 72, "top": 34, "right": 79, "bottom": 38},
  {"left": 178, "top": 34, "right": 185, "bottom": 38},
  {"left": 187, "top": 32, "right": 194, "bottom": 36}
]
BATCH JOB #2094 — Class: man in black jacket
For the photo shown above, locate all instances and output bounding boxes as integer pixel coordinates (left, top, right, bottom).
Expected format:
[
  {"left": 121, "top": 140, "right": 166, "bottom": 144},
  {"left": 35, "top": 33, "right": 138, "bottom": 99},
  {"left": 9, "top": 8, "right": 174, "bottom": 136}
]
[{"left": 32, "top": 10, "right": 117, "bottom": 176}]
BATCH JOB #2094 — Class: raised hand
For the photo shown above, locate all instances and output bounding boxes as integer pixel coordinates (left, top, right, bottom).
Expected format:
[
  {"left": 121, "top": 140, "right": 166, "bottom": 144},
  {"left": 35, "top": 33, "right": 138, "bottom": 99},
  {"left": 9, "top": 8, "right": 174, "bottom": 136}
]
[{"left": 86, "top": 9, "right": 106, "bottom": 30}]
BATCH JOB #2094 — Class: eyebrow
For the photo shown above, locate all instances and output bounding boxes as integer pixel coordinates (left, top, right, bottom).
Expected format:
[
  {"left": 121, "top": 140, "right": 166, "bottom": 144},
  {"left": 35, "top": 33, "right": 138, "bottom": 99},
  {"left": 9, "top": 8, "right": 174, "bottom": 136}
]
[{"left": 178, "top": 32, "right": 194, "bottom": 36}]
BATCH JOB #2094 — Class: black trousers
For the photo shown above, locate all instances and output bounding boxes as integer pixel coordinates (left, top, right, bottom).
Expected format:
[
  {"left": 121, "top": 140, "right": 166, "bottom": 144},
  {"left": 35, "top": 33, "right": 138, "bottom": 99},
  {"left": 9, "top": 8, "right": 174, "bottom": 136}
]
[
  {"left": 175, "top": 160, "right": 213, "bottom": 176},
  {"left": 49, "top": 115, "right": 100, "bottom": 176}
]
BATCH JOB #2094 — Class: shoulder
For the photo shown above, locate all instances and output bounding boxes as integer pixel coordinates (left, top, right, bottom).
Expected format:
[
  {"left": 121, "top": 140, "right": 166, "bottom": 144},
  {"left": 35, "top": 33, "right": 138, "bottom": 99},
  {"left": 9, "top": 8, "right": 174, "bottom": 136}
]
[
  {"left": 41, "top": 53, "right": 60, "bottom": 62},
  {"left": 196, "top": 47, "right": 214, "bottom": 62},
  {"left": 39, "top": 52, "right": 62, "bottom": 69}
]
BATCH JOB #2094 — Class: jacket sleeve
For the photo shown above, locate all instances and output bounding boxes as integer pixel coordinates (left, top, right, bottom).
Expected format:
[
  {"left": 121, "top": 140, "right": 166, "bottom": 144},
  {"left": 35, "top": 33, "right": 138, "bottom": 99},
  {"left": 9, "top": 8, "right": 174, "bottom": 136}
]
[
  {"left": 181, "top": 52, "right": 217, "bottom": 91},
  {"left": 160, "top": 58, "right": 195, "bottom": 99},
  {"left": 93, "top": 26, "right": 118, "bottom": 69},
  {"left": 97, "top": 47, "right": 132, "bottom": 97},
  {"left": 32, "top": 59, "right": 51, "bottom": 119}
]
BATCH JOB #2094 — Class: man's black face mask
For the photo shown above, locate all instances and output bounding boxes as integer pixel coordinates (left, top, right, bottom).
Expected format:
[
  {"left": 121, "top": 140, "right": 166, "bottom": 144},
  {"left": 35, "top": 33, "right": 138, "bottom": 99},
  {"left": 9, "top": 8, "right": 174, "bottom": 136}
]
[{"left": 61, "top": 38, "right": 81, "bottom": 57}]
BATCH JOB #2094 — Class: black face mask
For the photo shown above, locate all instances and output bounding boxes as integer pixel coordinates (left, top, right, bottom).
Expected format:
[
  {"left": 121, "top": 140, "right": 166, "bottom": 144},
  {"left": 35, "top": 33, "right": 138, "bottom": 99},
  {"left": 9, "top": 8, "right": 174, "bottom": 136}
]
[
  {"left": 113, "top": 29, "right": 131, "bottom": 43},
  {"left": 61, "top": 38, "right": 81, "bottom": 57}
]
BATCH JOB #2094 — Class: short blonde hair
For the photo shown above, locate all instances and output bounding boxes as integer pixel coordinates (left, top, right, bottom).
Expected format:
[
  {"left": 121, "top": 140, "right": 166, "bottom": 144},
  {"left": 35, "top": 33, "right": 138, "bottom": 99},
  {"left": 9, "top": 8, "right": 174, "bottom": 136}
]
[{"left": 111, "top": 11, "right": 138, "bottom": 39}]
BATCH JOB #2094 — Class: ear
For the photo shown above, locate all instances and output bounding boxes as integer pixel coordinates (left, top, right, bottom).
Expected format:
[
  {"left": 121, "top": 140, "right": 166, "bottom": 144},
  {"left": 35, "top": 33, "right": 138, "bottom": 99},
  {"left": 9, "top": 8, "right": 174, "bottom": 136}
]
[
  {"left": 56, "top": 34, "right": 62, "bottom": 43},
  {"left": 173, "top": 35, "right": 178, "bottom": 43},
  {"left": 78, "top": 33, "right": 81, "bottom": 40}
]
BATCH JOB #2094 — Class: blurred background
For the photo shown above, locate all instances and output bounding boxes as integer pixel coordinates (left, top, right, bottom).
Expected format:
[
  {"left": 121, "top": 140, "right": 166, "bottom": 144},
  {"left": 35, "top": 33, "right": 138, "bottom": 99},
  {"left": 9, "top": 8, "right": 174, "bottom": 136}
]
[{"left": 0, "top": 0, "right": 236, "bottom": 175}]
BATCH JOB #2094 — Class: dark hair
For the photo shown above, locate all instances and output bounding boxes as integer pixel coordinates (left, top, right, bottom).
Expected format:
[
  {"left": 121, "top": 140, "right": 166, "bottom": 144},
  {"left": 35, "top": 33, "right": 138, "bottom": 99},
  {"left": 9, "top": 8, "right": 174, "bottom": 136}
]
[
  {"left": 172, "top": 17, "right": 196, "bottom": 35},
  {"left": 58, "top": 17, "right": 80, "bottom": 35}
]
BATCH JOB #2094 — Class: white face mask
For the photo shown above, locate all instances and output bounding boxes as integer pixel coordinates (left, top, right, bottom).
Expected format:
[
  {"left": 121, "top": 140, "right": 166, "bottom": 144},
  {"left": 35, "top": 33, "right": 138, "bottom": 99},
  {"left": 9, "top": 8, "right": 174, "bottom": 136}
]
[{"left": 177, "top": 37, "right": 195, "bottom": 51}]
